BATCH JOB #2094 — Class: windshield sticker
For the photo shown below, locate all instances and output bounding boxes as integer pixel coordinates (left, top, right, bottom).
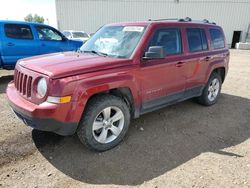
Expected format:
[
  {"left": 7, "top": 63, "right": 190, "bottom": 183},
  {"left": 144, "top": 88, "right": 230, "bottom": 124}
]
[{"left": 123, "top": 26, "right": 144, "bottom": 32}]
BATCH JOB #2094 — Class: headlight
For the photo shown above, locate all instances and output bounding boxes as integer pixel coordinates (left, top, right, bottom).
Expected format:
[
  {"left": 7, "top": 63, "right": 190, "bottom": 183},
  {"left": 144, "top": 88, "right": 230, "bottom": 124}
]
[{"left": 37, "top": 78, "right": 47, "bottom": 98}]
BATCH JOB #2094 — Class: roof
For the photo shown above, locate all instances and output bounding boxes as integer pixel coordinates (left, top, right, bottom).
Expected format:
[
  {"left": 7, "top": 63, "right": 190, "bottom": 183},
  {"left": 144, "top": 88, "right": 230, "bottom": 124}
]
[
  {"left": 0, "top": 20, "right": 47, "bottom": 26},
  {"left": 106, "top": 17, "right": 220, "bottom": 28}
]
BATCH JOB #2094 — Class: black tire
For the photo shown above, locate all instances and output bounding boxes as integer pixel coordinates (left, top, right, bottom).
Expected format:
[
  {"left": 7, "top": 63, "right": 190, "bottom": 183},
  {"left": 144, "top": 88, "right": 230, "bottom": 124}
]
[
  {"left": 197, "top": 72, "right": 222, "bottom": 106},
  {"left": 77, "top": 94, "right": 130, "bottom": 151}
]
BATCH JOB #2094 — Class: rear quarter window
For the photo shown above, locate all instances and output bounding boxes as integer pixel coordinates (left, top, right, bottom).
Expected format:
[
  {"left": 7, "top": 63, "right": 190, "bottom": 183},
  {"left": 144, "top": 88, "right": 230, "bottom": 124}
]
[
  {"left": 4, "top": 24, "right": 33, "bottom": 40},
  {"left": 209, "top": 28, "right": 225, "bottom": 49}
]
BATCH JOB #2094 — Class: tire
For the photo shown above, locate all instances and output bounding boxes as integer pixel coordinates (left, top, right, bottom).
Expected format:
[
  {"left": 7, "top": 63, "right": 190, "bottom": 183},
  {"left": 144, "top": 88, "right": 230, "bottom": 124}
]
[
  {"left": 197, "top": 72, "right": 222, "bottom": 106},
  {"left": 77, "top": 94, "right": 131, "bottom": 151}
]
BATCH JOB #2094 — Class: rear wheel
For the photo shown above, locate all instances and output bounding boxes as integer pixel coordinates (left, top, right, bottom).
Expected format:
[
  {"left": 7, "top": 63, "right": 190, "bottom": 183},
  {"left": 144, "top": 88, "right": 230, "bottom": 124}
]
[
  {"left": 77, "top": 94, "right": 130, "bottom": 151},
  {"left": 197, "top": 72, "right": 222, "bottom": 106}
]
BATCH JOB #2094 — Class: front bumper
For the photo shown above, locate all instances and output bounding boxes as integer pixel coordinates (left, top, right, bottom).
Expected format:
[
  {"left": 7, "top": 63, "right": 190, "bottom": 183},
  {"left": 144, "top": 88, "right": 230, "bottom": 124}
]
[{"left": 6, "top": 81, "right": 78, "bottom": 136}]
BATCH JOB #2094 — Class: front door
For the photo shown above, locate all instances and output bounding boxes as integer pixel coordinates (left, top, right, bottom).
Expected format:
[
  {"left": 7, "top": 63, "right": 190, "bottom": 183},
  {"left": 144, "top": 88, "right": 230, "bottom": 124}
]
[
  {"left": 35, "top": 25, "right": 69, "bottom": 54},
  {"left": 139, "top": 28, "right": 186, "bottom": 113}
]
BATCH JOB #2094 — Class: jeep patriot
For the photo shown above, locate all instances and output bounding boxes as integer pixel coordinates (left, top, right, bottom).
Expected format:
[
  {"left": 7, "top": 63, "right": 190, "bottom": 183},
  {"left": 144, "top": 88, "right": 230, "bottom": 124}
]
[{"left": 7, "top": 18, "right": 229, "bottom": 151}]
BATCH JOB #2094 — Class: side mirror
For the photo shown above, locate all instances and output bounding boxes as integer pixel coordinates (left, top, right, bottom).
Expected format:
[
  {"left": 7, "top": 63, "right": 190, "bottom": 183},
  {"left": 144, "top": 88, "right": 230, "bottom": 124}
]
[{"left": 143, "top": 46, "right": 166, "bottom": 60}]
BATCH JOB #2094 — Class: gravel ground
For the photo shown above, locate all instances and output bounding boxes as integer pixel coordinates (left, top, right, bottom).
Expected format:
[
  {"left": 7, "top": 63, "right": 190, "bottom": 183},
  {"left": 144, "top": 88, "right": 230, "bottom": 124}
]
[{"left": 0, "top": 50, "right": 249, "bottom": 188}]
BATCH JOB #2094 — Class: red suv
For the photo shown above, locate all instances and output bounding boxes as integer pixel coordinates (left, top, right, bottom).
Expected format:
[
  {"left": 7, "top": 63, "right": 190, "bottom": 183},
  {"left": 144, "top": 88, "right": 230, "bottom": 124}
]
[{"left": 7, "top": 18, "right": 229, "bottom": 151}]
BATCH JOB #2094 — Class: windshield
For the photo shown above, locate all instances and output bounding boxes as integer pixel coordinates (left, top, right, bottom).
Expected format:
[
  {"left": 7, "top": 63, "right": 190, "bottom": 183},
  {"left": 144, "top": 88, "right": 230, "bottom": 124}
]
[
  {"left": 73, "top": 32, "right": 89, "bottom": 38},
  {"left": 80, "top": 25, "right": 146, "bottom": 58}
]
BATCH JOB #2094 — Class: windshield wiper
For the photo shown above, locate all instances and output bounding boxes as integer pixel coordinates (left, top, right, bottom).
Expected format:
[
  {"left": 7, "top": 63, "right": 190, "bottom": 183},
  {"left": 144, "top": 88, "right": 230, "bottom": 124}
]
[{"left": 82, "top": 50, "right": 108, "bottom": 57}]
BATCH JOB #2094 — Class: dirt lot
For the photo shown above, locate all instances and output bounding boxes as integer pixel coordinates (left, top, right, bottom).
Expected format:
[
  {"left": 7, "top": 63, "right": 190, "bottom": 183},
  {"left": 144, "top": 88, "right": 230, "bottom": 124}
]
[{"left": 0, "top": 50, "right": 249, "bottom": 188}]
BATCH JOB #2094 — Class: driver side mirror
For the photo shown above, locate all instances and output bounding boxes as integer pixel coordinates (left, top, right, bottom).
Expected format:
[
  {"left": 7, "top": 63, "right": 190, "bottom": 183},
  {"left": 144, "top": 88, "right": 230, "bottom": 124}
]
[{"left": 143, "top": 46, "right": 166, "bottom": 60}]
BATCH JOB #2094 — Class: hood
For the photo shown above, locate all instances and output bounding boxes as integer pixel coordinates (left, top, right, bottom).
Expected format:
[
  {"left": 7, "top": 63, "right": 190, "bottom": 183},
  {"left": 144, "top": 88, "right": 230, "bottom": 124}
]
[{"left": 19, "top": 52, "right": 132, "bottom": 79}]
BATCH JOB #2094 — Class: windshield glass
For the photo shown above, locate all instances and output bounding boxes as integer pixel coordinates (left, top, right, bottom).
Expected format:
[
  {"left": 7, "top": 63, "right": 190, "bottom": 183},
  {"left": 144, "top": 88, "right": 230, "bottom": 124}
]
[
  {"left": 80, "top": 25, "right": 146, "bottom": 58},
  {"left": 73, "top": 32, "right": 89, "bottom": 38}
]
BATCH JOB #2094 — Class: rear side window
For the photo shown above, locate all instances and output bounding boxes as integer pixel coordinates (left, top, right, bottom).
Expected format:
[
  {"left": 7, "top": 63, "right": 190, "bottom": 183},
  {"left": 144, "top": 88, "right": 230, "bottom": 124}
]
[
  {"left": 4, "top": 24, "right": 33, "bottom": 40},
  {"left": 187, "top": 28, "right": 208, "bottom": 52},
  {"left": 147, "top": 28, "right": 182, "bottom": 55},
  {"left": 209, "top": 28, "right": 225, "bottom": 49}
]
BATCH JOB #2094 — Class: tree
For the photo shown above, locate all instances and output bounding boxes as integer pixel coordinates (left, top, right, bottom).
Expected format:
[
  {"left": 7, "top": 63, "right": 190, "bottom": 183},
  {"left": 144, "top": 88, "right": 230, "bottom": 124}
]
[{"left": 24, "top": 14, "right": 45, "bottom": 23}]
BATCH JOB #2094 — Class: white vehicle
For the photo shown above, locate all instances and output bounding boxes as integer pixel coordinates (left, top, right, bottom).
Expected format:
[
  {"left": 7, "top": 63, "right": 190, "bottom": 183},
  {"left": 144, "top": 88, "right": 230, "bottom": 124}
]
[{"left": 62, "top": 30, "right": 90, "bottom": 43}]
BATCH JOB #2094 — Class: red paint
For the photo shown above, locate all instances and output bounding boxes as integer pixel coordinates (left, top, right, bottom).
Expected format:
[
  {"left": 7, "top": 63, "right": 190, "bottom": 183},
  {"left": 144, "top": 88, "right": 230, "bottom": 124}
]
[{"left": 7, "top": 21, "right": 229, "bottom": 125}]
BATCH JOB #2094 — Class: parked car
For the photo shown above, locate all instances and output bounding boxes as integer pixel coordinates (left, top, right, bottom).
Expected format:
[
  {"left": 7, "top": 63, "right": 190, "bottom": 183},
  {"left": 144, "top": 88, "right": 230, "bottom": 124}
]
[
  {"left": 0, "top": 20, "right": 83, "bottom": 70},
  {"left": 7, "top": 18, "right": 229, "bottom": 151},
  {"left": 62, "top": 30, "right": 90, "bottom": 43}
]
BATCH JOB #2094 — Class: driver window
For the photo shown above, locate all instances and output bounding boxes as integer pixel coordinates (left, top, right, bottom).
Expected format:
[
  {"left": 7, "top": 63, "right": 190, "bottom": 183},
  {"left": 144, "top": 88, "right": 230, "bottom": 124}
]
[
  {"left": 147, "top": 28, "right": 182, "bottom": 56},
  {"left": 36, "top": 26, "right": 63, "bottom": 41}
]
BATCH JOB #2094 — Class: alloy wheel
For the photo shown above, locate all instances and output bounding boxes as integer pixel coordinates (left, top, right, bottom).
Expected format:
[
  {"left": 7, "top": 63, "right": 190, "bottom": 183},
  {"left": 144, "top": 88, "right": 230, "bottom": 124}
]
[
  {"left": 92, "top": 106, "right": 125, "bottom": 144},
  {"left": 207, "top": 78, "right": 220, "bottom": 102}
]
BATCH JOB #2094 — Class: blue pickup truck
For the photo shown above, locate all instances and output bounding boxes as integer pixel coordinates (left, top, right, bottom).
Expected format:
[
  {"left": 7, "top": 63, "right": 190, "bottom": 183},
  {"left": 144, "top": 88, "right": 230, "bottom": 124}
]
[{"left": 0, "top": 20, "right": 83, "bottom": 69}]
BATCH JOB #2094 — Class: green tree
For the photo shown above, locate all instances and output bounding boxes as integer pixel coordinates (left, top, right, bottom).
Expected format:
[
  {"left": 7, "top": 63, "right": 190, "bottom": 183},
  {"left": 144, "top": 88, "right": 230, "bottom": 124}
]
[
  {"left": 24, "top": 14, "right": 33, "bottom": 22},
  {"left": 24, "top": 14, "right": 45, "bottom": 23}
]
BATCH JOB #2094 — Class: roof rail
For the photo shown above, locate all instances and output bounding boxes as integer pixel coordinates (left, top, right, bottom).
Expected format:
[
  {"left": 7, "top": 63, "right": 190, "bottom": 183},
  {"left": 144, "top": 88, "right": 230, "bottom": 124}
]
[
  {"left": 203, "top": 19, "right": 209, "bottom": 23},
  {"left": 148, "top": 17, "right": 216, "bottom": 24},
  {"left": 149, "top": 17, "right": 192, "bottom": 22},
  {"left": 185, "top": 17, "right": 192, "bottom": 22},
  {"left": 178, "top": 17, "right": 192, "bottom": 22},
  {"left": 201, "top": 19, "right": 216, "bottom": 25},
  {"left": 148, "top": 18, "right": 179, "bottom": 21}
]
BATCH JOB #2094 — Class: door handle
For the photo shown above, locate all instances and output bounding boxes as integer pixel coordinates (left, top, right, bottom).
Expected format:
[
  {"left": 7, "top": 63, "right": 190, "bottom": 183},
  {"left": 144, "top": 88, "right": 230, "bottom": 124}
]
[
  {"left": 176, "top": 62, "right": 185, "bottom": 67},
  {"left": 41, "top": 43, "right": 46, "bottom": 47},
  {"left": 7, "top": 42, "right": 15, "bottom": 46},
  {"left": 204, "top": 56, "right": 211, "bottom": 61}
]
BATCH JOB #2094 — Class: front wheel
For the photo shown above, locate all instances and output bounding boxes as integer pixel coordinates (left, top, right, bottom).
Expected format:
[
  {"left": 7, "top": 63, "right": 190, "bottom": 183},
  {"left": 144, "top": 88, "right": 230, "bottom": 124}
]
[
  {"left": 77, "top": 94, "right": 130, "bottom": 151},
  {"left": 197, "top": 72, "right": 222, "bottom": 106}
]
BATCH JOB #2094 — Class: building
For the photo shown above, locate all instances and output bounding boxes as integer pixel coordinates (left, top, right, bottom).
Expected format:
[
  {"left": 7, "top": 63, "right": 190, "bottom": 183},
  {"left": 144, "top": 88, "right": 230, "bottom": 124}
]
[{"left": 55, "top": 0, "right": 250, "bottom": 47}]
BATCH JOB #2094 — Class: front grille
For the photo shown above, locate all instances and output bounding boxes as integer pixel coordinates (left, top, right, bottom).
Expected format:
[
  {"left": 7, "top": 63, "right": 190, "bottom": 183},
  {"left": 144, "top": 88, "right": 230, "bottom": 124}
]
[{"left": 14, "top": 69, "right": 33, "bottom": 98}]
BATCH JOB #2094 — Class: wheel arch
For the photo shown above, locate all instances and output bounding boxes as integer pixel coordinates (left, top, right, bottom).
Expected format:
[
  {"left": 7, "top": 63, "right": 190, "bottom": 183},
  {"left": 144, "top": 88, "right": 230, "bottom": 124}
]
[
  {"left": 70, "top": 76, "right": 140, "bottom": 128},
  {"left": 84, "top": 87, "right": 137, "bottom": 119},
  {"left": 211, "top": 67, "right": 226, "bottom": 83},
  {"left": 206, "top": 65, "right": 226, "bottom": 84}
]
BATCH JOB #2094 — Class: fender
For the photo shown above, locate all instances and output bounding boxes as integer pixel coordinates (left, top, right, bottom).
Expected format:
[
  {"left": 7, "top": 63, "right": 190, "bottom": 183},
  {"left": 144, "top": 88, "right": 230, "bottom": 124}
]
[
  {"left": 204, "top": 51, "right": 229, "bottom": 83},
  {"left": 68, "top": 72, "right": 140, "bottom": 123}
]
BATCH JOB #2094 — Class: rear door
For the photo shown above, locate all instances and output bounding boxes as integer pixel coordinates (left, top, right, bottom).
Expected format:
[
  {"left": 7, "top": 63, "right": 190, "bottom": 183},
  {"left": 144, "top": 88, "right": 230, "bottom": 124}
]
[
  {"left": 139, "top": 27, "right": 187, "bottom": 112},
  {"left": 35, "top": 25, "right": 70, "bottom": 54},
  {"left": 183, "top": 27, "right": 210, "bottom": 96},
  {"left": 1, "top": 23, "right": 39, "bottom": 65},
  {"left": 208, "top": 27, "right": 229, "bottom": 70}
]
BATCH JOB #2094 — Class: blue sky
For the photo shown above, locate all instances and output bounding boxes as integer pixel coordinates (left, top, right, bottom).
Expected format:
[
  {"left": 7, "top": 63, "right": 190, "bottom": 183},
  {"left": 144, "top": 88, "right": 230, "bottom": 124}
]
[{"left": 0, "top": 0, "right": 57, "bottom": 27}]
